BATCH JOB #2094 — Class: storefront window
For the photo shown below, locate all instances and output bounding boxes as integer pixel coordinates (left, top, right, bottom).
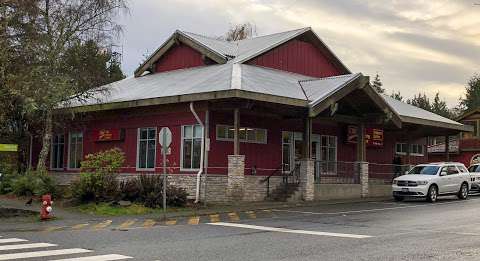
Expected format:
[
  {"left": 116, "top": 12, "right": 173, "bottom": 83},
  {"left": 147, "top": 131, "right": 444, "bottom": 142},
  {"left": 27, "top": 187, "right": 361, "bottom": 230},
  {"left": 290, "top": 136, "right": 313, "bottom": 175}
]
[
  {"left": 68, "top": 132, "right": 83, "bottom": 169},
  {"left": 137, "top": 127, "right": 156, "bottom": 169},
  {"left": 182, "top": 125, "right": 203, "bottom": 170},
  {"left": 51, "top": 134, "right": 64, "bottom": 169}
]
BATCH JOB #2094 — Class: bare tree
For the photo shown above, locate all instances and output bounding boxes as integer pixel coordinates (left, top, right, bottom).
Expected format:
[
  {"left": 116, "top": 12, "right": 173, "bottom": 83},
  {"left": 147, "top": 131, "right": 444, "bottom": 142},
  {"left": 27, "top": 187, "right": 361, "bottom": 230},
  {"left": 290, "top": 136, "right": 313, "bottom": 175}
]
[{"left": 224, "top": 22, "right": 256, "bottom": 41}]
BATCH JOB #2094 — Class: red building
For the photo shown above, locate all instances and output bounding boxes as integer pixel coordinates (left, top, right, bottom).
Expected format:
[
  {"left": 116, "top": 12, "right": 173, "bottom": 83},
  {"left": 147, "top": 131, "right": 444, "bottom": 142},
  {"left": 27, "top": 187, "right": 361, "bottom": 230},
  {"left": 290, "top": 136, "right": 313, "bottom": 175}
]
[
  {"left": 44, "top": 28, "right": 471, "bottom": 202},
  {"left": 428, "top": 108, "right": 480, "bottom": 166}
]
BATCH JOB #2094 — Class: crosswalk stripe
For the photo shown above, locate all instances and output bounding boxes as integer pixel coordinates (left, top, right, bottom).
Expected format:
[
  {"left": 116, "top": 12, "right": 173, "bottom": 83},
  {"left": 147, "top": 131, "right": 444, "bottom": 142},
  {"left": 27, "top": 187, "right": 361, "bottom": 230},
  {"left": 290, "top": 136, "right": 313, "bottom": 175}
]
[
  {"left": 187, "top": 217, "right": 199, "bottom": 225},
  {"left": 209, "top": 214, "right": 220, "bottom": 223},
  {"left": 0, "top": 238, "right": 28, "bottom": 244},
  {"left": 143, "top": 219, "right": 156, "bottom": 228},
  {"left": 93, "top": 220, "right": 112, "bottom": 230},
  {"left": 228, "top": 212, "right": 240, "bottom": 222},
  {"left": 49, "top": 254, "right": 133, "bottom": 261},
  {"left": 0, "top": 243, "right": 56, "bottom": 251},
  {"left": 0, "top": 248, "right": 92, "bottom": 260},
  {"left": 118, "top": 220, "right": 136, "bottom": 230},
  {"left": 72, "top": 224, "right": 89, "bottom": 230}
]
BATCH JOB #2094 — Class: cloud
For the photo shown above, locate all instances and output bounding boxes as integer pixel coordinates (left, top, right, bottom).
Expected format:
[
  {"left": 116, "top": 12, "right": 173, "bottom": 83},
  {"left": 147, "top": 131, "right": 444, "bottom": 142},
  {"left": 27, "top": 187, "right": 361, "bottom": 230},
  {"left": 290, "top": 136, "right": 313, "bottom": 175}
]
[{"left": 117, "top": 0, "right": 480, "bottom": 107}]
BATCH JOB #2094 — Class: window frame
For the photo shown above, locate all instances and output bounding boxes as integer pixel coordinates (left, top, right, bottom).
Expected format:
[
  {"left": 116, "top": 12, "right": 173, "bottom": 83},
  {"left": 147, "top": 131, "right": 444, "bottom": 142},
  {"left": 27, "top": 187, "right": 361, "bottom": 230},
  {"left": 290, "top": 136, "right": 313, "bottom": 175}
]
[
  {"left": 136, "top": 127, "right": 157, "bottom": 171},
  {"left": 395, "top": 143, "right": 408, "bottom": 155},
  {"left": 50, "top": 133, "right": 65, "bottom": 170},
  {"left": 410, "top": 144, "right": 424, "bottom": 156},
  {"left": 180, "top": 124, "right": 204, "bottom": 171},
  {"left": 216, "top": 124, "right": 267, "bottom": 144},
  {"left": 67, "top": 131, "right": 83, "bottom": 170}
]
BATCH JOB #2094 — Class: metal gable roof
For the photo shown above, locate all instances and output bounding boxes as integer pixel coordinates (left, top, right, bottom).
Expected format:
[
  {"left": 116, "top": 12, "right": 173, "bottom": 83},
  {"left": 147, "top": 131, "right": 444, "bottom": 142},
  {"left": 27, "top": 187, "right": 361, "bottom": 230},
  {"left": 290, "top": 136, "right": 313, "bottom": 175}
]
[
  {"left": 180, "top": 31, "right": 237, "bottom": 57},
  {"left": 300, "top": 74, "right": 362, "bottom": 105}
]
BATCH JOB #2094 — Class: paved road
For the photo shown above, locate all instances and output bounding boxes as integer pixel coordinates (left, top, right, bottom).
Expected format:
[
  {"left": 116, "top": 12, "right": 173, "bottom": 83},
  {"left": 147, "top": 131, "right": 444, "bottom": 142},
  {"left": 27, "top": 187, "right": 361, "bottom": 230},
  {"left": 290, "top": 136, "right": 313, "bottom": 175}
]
[{"left": 3, "top": 196, "right": 480, "bottom": 260}]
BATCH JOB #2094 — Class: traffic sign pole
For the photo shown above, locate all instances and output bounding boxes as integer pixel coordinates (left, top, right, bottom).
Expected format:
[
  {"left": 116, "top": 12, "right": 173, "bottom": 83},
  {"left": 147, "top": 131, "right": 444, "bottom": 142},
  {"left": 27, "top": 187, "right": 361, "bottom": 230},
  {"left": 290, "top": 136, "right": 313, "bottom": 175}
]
[{"left": 159, "top": 127, "right": 172, "bottom": 218}]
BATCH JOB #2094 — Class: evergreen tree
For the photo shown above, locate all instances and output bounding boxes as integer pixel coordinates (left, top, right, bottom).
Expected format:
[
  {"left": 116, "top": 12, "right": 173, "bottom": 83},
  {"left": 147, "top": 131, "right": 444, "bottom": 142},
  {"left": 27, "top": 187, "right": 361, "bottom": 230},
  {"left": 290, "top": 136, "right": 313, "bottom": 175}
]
[
  {"left": 371, "top": 74, "right": 385, "bottom": 93},
  {"left": 407, "top": 93, "right": 431, "bottom": 111},
  {"left": 431, "top": 92, "right": 452, "bottom": 119},
  {"left": 390, "top": 91, "right": 403, "bottom": 101},
  {"left": 460, "top": 74, "right": 480, "bottom": 113}
]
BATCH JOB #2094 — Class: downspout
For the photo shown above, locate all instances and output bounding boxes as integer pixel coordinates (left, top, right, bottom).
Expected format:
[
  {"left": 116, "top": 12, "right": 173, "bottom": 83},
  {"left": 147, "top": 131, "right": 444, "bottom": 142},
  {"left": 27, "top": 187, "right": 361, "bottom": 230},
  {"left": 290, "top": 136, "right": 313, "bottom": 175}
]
[{"left": 190, "top": 102, "right": 204, "bottom": 203}]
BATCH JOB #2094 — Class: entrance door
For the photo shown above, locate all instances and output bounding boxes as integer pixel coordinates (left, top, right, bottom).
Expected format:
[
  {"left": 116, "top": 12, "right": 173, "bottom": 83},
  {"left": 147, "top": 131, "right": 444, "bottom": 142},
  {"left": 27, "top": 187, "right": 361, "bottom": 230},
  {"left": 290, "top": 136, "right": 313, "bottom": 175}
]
[
  {"left": 282, "top": 131, "right": 303, "bottom": 172},
  {"left": 312, "top": 134, "right": 321, "bottom": 180}
]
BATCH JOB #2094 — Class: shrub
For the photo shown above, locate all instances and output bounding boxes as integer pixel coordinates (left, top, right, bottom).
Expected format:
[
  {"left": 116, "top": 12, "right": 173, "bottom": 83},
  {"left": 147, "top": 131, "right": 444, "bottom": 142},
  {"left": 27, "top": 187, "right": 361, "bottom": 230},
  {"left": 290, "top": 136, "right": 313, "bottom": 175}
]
[
  {"left": 137, "top": 174, "right": 164, "bottom": 208},
  {"left": 71, "top": 148, "right": 125, "bottom": 203},
  {"left": 119, "top": 178, "right": 140, "bottom": 202},
  {"left": 0, "top": 172, "right": 19, "bottom": 194},
  {"left": 12, "top": 173, "right": 39, "bottom": 197},
  {"left": 166, "top": 186, "right": 188, "bottom": 207}
]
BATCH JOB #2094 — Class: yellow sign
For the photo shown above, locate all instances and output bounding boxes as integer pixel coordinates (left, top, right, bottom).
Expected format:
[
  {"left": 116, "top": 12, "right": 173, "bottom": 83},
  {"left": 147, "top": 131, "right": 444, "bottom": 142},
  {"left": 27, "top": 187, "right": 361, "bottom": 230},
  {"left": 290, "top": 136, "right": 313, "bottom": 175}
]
[{"left": 0, "top": 144, "right": 18, "bottom": 152}]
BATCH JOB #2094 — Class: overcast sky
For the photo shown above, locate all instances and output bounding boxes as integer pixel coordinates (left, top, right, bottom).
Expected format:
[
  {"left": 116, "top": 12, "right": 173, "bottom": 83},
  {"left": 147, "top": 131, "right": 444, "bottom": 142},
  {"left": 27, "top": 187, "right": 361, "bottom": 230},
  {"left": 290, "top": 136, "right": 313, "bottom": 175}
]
[{"left": 116, "top": 0, "right": 480, "bottom": 107}]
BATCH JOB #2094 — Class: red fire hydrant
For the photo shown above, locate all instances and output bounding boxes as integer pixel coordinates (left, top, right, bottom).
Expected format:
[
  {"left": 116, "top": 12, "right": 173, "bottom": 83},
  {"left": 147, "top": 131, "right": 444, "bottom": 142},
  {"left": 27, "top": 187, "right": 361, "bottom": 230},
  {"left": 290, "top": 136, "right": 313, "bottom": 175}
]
[{"left": 40, "top": 194, "right": 53, "bottom": 220}]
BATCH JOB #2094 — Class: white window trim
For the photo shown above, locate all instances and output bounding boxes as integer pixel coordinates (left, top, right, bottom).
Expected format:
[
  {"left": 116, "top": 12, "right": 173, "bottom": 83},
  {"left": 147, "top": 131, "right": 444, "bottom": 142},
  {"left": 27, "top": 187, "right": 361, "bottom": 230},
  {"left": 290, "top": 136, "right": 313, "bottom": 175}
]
[
  {"left": 50, "top": 134, "right": 65, "bottom": 170},
  {"left": 216, "top": 124, "right": 268, "bottom": 144},
  {"left": 395, "top": 143, "right": 424, "bottom": 156},
  {"left": 180, "top": 125, "right": 204, "bottom": 172},
  {"left": 136, "top": 127, "right": 157, "bottom": 171},
  {"left": 67, "top": 131, "right": 83, "bottom": 170},
  {"left": 410, "top": 144, "right": 424, "bottom": 157}
]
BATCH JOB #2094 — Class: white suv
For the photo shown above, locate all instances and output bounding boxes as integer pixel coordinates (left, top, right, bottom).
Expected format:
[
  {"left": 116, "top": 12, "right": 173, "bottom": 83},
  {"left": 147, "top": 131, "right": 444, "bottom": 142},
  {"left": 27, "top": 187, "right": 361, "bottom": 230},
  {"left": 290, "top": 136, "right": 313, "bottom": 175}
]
[
  {"left": 392, "top": 162, "right": 470, "bottom": 202},
  {"left": 468, "top": 163, "right": 480, "bottom": 191}
]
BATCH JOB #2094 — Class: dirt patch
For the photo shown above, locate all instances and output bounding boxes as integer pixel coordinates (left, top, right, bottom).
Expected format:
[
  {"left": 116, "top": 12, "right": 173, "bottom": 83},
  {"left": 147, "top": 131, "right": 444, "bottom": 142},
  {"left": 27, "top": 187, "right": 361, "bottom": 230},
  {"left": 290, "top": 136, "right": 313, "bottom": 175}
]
[{"left": 0, "top": 208, "right": 38, "bottom": 218}]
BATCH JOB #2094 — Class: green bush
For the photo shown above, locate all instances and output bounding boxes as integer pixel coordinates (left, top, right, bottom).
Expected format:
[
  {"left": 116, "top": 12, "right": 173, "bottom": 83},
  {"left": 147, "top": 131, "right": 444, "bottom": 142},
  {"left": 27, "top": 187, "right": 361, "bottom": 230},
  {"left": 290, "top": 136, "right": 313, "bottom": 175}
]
[
  {"left": 0, "top": 172, "right": 19, "bottom": 194},
  {"left": 137, "top": 174, "right": 164, "bottom": 208},
  {"left": 166, "top": 185, "right": 188, "bottom": 207},
  {"left": 10, "top": 171, "right": 63, "bottom": 199},
  {"left": 119, "top": 178, "right": 140, "bottom": 202},
  {"left": 71, "top": 148, "right": 125, "bottom": 203}
]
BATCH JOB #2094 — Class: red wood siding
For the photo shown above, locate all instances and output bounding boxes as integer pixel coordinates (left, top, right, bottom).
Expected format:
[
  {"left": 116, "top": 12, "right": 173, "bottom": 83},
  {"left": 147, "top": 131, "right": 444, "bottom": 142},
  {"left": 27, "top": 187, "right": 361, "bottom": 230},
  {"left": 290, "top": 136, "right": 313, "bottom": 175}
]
[
  {"left": 247, "top": 39, "right": 342, "bottom": 77},
  {"left": 155, "top": 43, "right": 205, "bottom": 73},
  {"left": 41, "top": 103, "right": 428, "bottom": 176}
]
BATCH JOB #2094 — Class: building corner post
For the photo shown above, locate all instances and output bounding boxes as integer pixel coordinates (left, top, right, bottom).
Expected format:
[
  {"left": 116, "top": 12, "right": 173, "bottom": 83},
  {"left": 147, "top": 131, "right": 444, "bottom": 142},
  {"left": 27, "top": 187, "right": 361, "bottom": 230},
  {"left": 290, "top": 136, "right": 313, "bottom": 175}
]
[
  {"left": 299, "top": 159, "right": 314, "bottom": 201},
  {"left": 359, "top": 162, "right": 369, "bottom": 198},
  {"left": 227, "top": 154, "right": 245, "bottom": 201}
]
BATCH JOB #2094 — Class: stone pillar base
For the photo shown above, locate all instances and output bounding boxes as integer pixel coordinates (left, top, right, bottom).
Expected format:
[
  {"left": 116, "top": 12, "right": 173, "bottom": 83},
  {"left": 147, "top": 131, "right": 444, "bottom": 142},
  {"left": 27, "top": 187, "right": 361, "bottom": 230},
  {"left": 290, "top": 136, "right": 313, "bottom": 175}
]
[
  {"left": 227, "top": 155, "right": 245, "bottom": 201},
  {"left": 358, "top": 162, "right": 369, "bottom": 198},
  {"left": 300, "top": 159, "right": 314, "bottom": 201}
]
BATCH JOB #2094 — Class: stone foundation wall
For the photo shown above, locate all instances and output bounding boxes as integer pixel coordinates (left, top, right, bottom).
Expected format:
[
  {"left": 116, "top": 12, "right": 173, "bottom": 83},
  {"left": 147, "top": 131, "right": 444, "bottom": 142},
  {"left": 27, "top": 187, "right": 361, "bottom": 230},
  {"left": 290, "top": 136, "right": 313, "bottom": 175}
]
[{"left": 244, "top": 176, "right": 283, "bottom": 201}]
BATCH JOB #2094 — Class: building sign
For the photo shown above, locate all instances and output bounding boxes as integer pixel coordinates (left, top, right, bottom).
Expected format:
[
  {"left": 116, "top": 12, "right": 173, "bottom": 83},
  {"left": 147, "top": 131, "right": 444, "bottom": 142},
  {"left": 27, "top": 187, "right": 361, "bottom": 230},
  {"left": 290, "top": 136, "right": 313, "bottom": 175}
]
[
  {"left": 427, "top": 141, "right": 459, "bottom": 153},
  {"left": 347, "top": 126, "right": 384, "bottom": 147},
  {"left": 0, "top": 144, "right": 18, "bottom": 152},
  {"left": 93, "top": 129, "right": 124, "bottom": 142}
]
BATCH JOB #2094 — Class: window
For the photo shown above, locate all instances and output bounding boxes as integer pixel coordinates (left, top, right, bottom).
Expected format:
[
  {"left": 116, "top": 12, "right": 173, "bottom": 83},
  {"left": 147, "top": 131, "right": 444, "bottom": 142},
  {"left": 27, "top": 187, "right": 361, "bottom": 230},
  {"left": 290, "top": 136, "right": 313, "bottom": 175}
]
[
  {"left": 68, "top": 132, "right": 83, "bottom": 169},
  {"left": 51, "top": 134, "right": 65, "bottom": 169},
  {"left": 182, "top": 125, "right": 203, "bottom": 170},
  {"left": 137, "top": 127, "right": 156, "bottom": 170},
  {"left": 447, "top": 166, "right": 459, "bottom": 175},
  {"left": 216, "top": 125, "right": 267, "bottom": 144},
  {"left": 458, "top": 165, "right": 468, "bottom": 173},
  {"left": 396, "top": 143, "right": 424, "bottom": 156},
  {"left": 319, "top": 135, "right": 337, "bottom": 173},
  {"left": 395, "top": 143, "right": 408, "bottom": 155},
  {"left": 410, "top": 144, "right": 424, "bottom": 156}
]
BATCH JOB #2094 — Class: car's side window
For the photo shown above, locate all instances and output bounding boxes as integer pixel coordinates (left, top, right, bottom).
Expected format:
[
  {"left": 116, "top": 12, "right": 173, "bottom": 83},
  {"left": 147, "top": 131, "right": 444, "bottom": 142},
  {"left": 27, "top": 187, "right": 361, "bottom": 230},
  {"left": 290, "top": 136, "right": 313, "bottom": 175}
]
[
  {"left": 458, "top": 165, "right": 468, "bottom": 173},
  {"left": 440, "top": 167, "right": 448, "bottom": 176},
  {"left": 447, "top": 166, "right": 459, "bottom": 175}
]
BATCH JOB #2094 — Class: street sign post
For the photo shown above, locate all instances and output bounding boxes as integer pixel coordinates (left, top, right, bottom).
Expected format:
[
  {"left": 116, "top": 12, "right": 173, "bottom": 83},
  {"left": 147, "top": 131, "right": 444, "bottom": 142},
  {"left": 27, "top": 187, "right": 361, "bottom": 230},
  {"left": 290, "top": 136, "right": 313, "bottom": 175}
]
[{"left": 159, "top": 127, "right": 172, "bottom": 215}]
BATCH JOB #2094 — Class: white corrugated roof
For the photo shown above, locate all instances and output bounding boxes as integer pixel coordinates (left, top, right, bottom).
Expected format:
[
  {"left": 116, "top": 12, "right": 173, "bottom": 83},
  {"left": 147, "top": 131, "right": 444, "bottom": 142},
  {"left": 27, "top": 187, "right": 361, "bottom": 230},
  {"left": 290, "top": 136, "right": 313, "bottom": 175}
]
[
  {"left": 382, "top": 95, "right": 462, "bottom": 126},
  {"left": 300, "top": 74, "right": 361, "bottom": 105}
]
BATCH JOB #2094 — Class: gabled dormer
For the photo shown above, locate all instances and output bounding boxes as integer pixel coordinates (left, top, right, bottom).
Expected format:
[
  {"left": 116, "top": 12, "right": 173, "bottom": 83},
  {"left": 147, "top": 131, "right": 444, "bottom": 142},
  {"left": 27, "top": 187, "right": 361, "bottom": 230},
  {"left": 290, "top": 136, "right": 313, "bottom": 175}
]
[{"left": 135, "top": 28, "right": 351, "bottom": 78}]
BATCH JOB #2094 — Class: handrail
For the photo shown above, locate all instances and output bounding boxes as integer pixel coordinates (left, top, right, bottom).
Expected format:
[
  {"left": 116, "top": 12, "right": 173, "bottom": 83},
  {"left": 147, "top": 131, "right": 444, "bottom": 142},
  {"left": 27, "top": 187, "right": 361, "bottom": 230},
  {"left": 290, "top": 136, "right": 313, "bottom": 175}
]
[{"left": 264, "top": 164, "right": 300, "bottom": 199}]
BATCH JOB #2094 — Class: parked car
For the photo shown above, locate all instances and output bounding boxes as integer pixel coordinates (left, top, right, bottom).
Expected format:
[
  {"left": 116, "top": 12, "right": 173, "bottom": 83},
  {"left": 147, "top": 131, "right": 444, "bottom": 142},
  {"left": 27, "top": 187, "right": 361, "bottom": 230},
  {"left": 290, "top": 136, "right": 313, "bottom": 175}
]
[
  {"left": 468, "top": 163, "right": 480, "bottom": 191},
  {"left": 392, "top": 162, "right": 470, "bottom": 202}
]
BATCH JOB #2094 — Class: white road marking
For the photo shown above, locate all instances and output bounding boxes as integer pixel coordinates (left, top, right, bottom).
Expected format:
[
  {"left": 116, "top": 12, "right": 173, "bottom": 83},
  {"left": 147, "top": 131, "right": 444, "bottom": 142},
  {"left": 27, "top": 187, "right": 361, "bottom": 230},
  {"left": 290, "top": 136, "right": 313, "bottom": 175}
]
[
  {"left": 0, "top": 243, "right": 56, "bottom": 251},
  {"left": 50, "top": 254, "right": 133, "bottom": 261},
  {"left": 208, "top": 222, "right": 372, "bottom": 239},
  {"left": 0, "top": 248, "right": 92, "bottom": 260},
  {"left": 0, "top": 238, "right": 28, "bottom": 244},
  {"left": 272, "top": 198, "right": 480, "bottom": 216}
]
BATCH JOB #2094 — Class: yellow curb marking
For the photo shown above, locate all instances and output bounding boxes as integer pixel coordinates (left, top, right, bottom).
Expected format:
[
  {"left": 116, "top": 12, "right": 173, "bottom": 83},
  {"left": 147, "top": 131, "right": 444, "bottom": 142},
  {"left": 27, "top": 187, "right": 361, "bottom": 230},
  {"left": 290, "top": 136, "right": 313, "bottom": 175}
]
[
  {"left": 228, "top": 212, "right": 240, "bottom": 222},
  {"left": 143, "top": 219, "right": 156, "bottom": 228},
  {"left": 209, "top": 214, "right": 220, "bottom": 223},
  {"left": 72, "top": 223, "right": 89, "bottom": 230},
  {"left": 165, "top": 219, "right": 177, "bottom": 225},
  {"left": 118, "top": 219, "right": 136, "bottom": 230},
  {"left": 93, "top": 220, "right": 112, "bottom": 230},
  {"left": 188, "top": 216, "right": 200, "bottom": 225},
  {"left": 246, "top": 211, "right": 257, "bottom": 219}
]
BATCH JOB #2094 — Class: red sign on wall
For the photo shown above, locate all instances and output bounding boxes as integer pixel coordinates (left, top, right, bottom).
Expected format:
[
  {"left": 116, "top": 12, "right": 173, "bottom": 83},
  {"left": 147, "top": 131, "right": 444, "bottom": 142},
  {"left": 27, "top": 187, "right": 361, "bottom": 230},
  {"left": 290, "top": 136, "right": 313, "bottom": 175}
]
[
  {"left": 347, "top": 126, "right": 384, "bottom": 147},
  {"left": 93, "top": 129, "right": 123, "bottom": 142}
]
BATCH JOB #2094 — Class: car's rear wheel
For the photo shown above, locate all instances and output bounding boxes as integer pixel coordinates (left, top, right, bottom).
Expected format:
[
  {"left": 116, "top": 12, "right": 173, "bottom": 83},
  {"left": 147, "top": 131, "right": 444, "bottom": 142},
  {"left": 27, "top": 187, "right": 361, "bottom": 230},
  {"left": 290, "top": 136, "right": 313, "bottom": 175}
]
[
  {"left": 458, "top": 182, "right": 469, "bottom": 200},
  {"left": 393, "top": 196, "right": 404, "bottom": 201},
  {"left": 427, "top": 185, "right": 438, "bottom": 203}
]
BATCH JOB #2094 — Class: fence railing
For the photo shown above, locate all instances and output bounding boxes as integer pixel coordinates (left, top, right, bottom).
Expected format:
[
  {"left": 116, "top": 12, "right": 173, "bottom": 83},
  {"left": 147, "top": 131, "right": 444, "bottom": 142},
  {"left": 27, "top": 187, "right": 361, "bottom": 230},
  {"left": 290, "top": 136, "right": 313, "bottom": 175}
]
[
  {"left": 314, "top": 161, "right": 360, "bottom": 184},
  {"left": 368, "top": 163, "right": 411, "bottom": 184}
]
